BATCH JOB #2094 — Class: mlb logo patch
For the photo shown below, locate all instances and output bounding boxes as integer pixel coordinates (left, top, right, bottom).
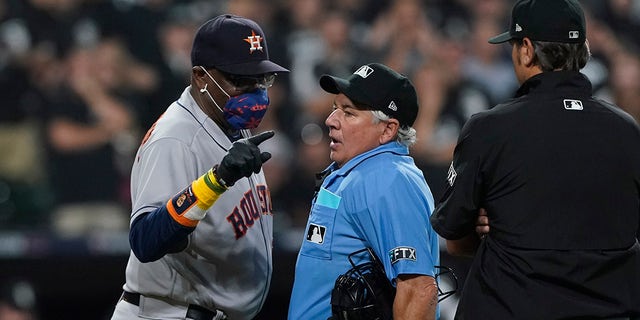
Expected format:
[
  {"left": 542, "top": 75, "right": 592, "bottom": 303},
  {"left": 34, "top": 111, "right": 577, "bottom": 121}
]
[
  {"left": 306, "top": 223, "right": 326, "bottom": 244},
  {"left": 563, "top": 99, "right": 583, "bottom": 110}
]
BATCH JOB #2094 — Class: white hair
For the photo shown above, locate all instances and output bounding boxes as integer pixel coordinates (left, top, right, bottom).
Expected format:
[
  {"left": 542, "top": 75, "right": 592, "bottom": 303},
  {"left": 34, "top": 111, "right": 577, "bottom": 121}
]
[{"left": 371, "top": 110, "right": 417, "bottom": 147}]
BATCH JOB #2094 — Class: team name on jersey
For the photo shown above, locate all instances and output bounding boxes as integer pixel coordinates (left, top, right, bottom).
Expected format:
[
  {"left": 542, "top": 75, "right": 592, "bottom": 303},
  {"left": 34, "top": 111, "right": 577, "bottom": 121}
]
[{"left": 226, "top": 184, "right": 272, "bottom": 239}]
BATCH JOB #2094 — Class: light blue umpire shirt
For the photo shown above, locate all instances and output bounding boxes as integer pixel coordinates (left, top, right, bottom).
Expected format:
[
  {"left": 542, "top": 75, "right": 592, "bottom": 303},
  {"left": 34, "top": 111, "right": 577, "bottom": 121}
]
[{"left": 288, "top": 141, "right": 440, "bottom": 319}]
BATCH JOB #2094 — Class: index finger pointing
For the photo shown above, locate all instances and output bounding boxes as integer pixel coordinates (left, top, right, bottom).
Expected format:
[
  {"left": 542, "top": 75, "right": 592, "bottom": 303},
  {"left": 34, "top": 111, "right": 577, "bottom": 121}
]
[{"left": 247, "top": 130, "right": 275, "bottom": 146}]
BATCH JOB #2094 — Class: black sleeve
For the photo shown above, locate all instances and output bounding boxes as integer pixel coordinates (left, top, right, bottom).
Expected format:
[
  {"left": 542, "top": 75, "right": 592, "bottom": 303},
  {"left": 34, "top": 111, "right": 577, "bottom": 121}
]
[
  {"left": 430, "top": 115, "right": 485, "bottom": 240},
  {"left": 637, "top": 216, "right": 639, "bottom": 241}
]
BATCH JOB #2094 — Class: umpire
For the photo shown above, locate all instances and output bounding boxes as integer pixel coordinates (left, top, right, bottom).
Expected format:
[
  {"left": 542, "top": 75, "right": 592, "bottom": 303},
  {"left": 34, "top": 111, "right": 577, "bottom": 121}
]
[{"left": 430, "top": 0, "right": 640, "bottom": 319}]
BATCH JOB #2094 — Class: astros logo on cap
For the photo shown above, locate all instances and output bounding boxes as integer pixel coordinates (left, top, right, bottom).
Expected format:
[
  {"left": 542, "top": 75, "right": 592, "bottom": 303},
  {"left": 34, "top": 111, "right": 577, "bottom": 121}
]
[{"left": 244, "top": 30, "right": 264, "bottom": 53}]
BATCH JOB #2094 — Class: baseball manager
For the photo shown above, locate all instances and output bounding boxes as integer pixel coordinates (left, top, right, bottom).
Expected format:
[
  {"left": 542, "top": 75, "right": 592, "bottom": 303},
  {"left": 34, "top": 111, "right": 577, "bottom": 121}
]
[{"left": 110, "top": 14, "right": 288, "bottom": 320}]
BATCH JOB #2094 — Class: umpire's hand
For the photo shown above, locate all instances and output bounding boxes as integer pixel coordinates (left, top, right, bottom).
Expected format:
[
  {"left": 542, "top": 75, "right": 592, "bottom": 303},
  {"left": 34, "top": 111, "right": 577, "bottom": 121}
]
[
  {"left": 216, "top": 130, "right": 274, "bottom": 187},
  {"left": 476, "top": 208, "right": 489, "bottom": 238}
]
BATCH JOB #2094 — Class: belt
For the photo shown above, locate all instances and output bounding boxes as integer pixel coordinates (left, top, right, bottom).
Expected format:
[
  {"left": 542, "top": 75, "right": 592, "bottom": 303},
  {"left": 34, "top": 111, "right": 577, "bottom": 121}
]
[{"left": 121, "top": 291, "right": 224, "bottom": 320}]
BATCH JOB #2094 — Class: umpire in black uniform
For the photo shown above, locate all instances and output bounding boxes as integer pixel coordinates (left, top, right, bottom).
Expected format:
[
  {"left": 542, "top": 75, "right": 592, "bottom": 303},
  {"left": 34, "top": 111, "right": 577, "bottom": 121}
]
[{"left": 430, "top": 0, "right": 640, "bottom": 319}]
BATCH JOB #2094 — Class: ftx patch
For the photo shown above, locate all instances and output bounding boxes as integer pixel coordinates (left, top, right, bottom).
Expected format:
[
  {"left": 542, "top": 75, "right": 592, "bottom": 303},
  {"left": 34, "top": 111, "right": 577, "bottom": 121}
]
[{"left": 389, "top": 246, "right": 416, "bottom": 264}]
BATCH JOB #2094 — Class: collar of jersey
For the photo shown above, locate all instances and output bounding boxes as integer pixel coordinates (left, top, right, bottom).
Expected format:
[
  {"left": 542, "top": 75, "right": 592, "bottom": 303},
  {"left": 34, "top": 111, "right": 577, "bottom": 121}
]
[
  {"left": 325, "top": 141, "right": 409, "bottom": 179},
  {"left": 176, "top": 86, "right": 234, "bottom": 150},
  {"left": 515, "top": 70, "right": 591, "bottom": 98}
]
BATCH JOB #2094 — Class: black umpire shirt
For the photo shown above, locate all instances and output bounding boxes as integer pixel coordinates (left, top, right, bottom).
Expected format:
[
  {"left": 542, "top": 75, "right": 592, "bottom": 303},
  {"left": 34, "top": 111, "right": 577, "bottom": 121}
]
[{"left": 431, "top": 71, "right": 640, "bottom": 319}]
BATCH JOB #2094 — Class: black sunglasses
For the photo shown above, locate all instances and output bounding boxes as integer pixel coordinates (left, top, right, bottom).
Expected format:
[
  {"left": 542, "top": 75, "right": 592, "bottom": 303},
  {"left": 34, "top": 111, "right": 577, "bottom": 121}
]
[{"left": 220, "top": 71, "right": 277, "bottom": 92}]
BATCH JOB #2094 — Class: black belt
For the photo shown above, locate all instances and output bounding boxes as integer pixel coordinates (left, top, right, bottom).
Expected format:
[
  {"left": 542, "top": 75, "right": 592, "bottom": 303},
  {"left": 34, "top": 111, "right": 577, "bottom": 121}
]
[{"left": 121, "top": 291, "right": 219, "bottom": 320}]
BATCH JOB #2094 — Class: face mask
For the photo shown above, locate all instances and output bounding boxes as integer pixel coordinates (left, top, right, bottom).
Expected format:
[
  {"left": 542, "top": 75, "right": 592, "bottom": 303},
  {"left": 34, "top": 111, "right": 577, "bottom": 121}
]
[
  {"left": 199, "top": 67, "right": 270, "bottom": 129},
  {"left": 223, "top": 88, "right": 269, "bottom": 129}
]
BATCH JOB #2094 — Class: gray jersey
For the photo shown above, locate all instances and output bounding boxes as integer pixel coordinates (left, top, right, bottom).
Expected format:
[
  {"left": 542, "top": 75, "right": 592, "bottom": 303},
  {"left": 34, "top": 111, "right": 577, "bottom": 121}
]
[{"left": 122, "top": 87, "right": 273, "bottom": 320}]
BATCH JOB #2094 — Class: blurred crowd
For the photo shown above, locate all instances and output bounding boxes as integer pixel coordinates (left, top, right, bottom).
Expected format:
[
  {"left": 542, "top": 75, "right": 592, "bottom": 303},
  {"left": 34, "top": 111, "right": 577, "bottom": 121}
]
[{"left": 0, "top": 0, "right": 639, "bottom": 241}]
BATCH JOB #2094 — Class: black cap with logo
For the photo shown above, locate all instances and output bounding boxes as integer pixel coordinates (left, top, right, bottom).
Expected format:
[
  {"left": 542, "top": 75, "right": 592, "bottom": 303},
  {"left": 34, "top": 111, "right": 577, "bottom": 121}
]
[
  {"left": 319, "top": 63, "right": 419, "bottom": 128},
  {"left": 488, "top": 0, "right": 586, "bottom": 44},
  {"left": 191, "top": 14, "right": 289, "bottom": 75}
]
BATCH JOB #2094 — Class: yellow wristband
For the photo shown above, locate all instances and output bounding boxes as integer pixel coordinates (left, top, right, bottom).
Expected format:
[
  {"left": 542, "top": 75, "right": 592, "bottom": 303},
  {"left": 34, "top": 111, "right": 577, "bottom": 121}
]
[
  {"left": 191, "top": 168, "right": 227, "bottom": 209},
  {"left": 205, "top": 167, "right": 228, "bottom": 193}
]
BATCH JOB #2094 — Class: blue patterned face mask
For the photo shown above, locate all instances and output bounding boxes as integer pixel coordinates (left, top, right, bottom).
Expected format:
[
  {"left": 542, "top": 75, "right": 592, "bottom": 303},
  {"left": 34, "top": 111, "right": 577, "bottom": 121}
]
[
  {"left": 199, "top": 66, "right": 270, "bottom": 129},
  {"left": 222, "top": 88, "right": 269, "bottom": 129}
]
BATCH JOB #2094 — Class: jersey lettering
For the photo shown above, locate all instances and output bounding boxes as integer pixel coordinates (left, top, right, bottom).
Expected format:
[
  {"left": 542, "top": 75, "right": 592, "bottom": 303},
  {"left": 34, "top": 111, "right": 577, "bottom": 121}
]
[
  {"left": 226, "top": 184, "right": 272, "bottom": 239},
  {"left": 227, "top": 207, "right": 249, "bottom": 239},
  {"left": 139, "top": 113, "right": 165, "bottom": 148},
  {"left": 239, "top": 193, "right": 258, "bottom": 227},
  {"left": 256, "top": 185, "right": 272, "bottom": 213}
]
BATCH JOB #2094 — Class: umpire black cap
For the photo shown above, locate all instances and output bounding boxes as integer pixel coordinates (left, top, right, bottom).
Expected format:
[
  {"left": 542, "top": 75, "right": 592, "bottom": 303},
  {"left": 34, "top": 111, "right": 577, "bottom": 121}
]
[
  {"left": 319, "top": 63, "right": 419, "bottom": 128},
  {"left": 488, "top": 0, "right": 586, "bottom": 44}
]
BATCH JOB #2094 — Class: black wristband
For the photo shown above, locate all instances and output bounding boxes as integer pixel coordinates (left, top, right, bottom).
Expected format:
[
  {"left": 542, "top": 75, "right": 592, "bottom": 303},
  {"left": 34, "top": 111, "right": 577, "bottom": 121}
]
[{"left": 212, "top": 164, "right": 230, "bottom": 188}]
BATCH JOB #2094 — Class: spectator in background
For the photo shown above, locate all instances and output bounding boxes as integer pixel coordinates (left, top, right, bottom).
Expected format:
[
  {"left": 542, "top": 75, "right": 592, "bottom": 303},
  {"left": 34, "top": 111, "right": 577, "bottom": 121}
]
[
  {"left": 584, "top": 6, "right": 640, "bottom": 124},
  {"left": 43, "top": 41, "right": 137, "bottom": 238},
  {"left": 0, "top": 279, "right": 38, "bottom": 320},
  {"left": 285, "top": 0, "right": 327, "bottom": 105},
  {"left": 365, "top": 0, "right": 437, "bottom": 78},
  {"left": 285, "top": 7, "right": 371, "bottom": 154},
  {"left": 294, "top": 9, "right": 368, "bottom": 121},
  {"left": 138, "top": 7, "right": 196, "bottom": 129},
  {"left": 258, "top": 132, "right": 295, "bottom": 229},
  {"left": 462, "top": 17, "right": 518, "bottom": 105},
  {"left": 89, "top": 37, "right": 156, "bottom": 180},
  {"left": 589, "top": 0, "right": 640, "bottom": 51},
  {"left": 577, "top": 6, "right": 612, "bottom": 95},
  {"left": 279, "top": 120, "right": 332, "bottom": 230},
  {"left": 281, "top": 2, "right": 356, "bottom": 215},
  {"left": 598, "top": 51, "right": 640, "bottom": 123},
  {"left": 89, "top": 0, "right": 170, "bottom": 71},
  {"left": 411, "top": 36, "right": 492, "bottom": 200},
  {"left": 463, "top": 0, "right": 509, "bottom": 20},
  {"left": 0, "top": 1, "right": 50, "bottom": 227},
  {"left": 21, "top": 0, "right": 88, "bottom": 59}
]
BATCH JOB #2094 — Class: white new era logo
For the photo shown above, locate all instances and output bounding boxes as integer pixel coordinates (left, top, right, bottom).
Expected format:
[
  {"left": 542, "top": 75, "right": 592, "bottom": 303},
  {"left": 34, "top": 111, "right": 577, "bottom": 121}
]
[
  {"left": 563, "top": 99, "right": 583, "bottom": 110},
  {"left": 515, "top": 23, "right": 522, "bottom": 32},
  {"left": 354, "top": 65, "right": 374, "bottom": 78},
  {"left": 388, "top": 101, "right": 397, "bottom": 111},
  {"left": 447, "top": 162, "right": 457, "bottom": 186}
]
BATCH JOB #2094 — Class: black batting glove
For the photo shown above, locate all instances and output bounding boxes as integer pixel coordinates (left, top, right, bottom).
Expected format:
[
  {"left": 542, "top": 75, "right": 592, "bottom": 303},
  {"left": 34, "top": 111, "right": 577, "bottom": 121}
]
[{"left": 215, "top": 130, "right": 274, "bottom": 187}]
